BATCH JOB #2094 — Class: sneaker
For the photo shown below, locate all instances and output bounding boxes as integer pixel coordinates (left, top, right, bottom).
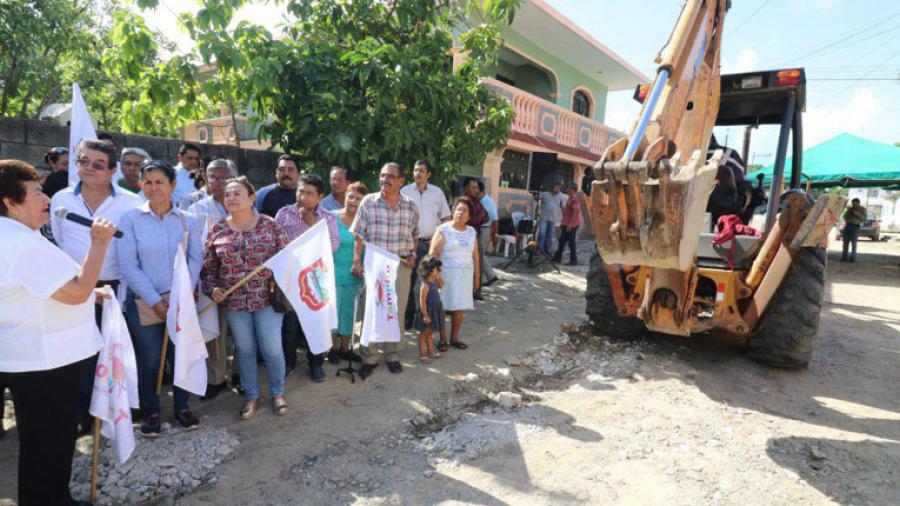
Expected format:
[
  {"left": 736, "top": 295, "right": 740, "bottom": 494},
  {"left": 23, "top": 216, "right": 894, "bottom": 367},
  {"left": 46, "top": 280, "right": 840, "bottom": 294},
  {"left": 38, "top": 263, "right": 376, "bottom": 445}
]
[
  {"left": 565, "top": 260, "right": 578, "bottom": 266},
  {"left": 310, "top": 364, "right": 326, "bottom": 382},
  {"left": 387, "top": 361, "right": 403, "bottom": 374},
  {"left": 140, "top": 415, "right": 161, "bottom": 438},
  {"left": 340, "top": 349, "right": 363, "bottom": 362},
  {"left": 175, "top": 409, "right": 200, "bottom": 430},
  {"left": 358, "top": 363, "right": 378, "bottom": 380},
  {"left": 327, "top": 350, "right": 341, "bottom": 364},
  {"left": 483, "top": 276, "right": 499, "bottom": 287}
]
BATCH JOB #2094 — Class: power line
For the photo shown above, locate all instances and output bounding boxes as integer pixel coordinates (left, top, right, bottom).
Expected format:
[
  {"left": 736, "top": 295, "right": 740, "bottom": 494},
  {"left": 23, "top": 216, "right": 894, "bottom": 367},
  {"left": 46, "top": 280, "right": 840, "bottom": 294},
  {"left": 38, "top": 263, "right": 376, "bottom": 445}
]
[
  {"left": 767, "top": 11, "right": 900, "bottom": 66},
  {"left": 808, "top": 78, "right": 899, "bottom": 81},
  {"left": 730, "top": 0, "right": 771, "bottom": 35},
  {"left": 814, "top": 43, "right": 900, "bottom": 107}
]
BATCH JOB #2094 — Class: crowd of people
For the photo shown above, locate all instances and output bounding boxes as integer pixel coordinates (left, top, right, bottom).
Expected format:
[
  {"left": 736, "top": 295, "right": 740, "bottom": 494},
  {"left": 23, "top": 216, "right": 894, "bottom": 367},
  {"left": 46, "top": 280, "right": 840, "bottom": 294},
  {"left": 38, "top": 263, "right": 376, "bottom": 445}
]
[{"left": 1, "top": 138, "right": 578, "bottom": 505}]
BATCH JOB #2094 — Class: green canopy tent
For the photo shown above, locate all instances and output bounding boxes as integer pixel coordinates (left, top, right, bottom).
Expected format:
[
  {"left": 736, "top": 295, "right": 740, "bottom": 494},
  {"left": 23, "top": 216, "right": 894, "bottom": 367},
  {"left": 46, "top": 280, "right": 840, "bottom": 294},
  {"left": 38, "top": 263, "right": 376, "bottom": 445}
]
[{"left": 752, "top": 133, "right": 900, "bottom": 188}]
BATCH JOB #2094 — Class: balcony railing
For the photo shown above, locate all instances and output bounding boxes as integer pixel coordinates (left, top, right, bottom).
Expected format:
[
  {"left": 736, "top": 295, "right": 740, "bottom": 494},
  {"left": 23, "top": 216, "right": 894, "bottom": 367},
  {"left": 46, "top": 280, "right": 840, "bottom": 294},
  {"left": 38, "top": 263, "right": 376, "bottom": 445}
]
[{"left": 483, "top": 77, "right": 623, "bottom": 157}]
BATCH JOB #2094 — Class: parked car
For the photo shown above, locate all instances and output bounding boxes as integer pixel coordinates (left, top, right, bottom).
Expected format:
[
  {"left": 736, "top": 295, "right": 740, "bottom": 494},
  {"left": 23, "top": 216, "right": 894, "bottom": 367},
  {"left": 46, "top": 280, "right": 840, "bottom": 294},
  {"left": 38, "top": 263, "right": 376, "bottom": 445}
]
[{"left": 835, "top": 211, "right": 880, "bottom": 241}]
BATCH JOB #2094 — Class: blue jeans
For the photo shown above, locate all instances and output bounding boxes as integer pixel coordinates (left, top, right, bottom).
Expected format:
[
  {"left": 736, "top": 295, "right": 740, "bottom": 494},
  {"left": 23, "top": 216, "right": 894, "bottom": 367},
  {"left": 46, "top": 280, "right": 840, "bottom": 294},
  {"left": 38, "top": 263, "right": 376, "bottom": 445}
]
[
  {"left": 124, "top": 295, "right": 189, "bottom": 417},
  {"left": 538, "top": 220, "right": 556, "bottom": 255},
  {"left": 842, "top": 224, "right": 860, "bottom": 261},
  {"left": 225, "top": 306, "right": 285, "bottom": 401},
  {"left": 554, "top": 225, "right": 579, "bottom": 263}
]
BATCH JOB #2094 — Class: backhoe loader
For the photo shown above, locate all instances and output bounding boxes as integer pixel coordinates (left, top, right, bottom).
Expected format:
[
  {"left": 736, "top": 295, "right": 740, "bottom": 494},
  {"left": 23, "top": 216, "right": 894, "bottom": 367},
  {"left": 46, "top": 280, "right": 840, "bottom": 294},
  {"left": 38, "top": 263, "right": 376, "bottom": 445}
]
[{"left": 586, "top": 0, "right": 844, "bottom": 368}]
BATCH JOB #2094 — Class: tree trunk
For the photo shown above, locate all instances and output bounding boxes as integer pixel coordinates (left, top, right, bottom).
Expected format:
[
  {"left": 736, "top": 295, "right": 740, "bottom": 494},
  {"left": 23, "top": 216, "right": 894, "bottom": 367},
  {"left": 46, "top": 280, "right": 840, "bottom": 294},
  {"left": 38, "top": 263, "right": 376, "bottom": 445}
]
[{"left": 0, "top": 56, "right": 19, "bottom": 116}]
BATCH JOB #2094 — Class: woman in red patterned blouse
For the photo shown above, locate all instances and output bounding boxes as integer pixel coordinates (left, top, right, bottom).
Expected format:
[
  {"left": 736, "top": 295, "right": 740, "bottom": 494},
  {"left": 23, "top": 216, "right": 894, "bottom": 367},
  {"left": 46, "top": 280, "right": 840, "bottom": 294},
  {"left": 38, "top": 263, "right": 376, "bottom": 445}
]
[{"left": 201, "top": 176, "right": 289, "bottom": 420}]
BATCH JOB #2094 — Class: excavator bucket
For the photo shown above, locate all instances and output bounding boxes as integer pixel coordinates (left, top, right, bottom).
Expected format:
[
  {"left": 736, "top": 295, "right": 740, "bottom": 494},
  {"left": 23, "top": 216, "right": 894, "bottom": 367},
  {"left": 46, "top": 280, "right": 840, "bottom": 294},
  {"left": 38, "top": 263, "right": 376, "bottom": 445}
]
[{"left": 591, "top": 149, "right": 721, "bottom": 272}]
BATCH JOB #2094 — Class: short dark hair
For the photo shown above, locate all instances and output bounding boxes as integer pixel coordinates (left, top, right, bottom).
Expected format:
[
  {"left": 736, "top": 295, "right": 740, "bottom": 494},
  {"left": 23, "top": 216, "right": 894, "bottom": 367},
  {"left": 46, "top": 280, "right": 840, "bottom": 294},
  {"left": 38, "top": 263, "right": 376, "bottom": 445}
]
[
  {"left": 278, "top": 153, "right": 300, "bottom": 169},
  {"left": 453, "top": 196, "right": 474, "bottom": 218},
  {"left": 179, "top": 143, "right": 202, "bottom": 156},
  {"left": 382, "top": 162, "right": 403, "bottom": 178},
  {"left": 140, "top": 160, "right": 176, "bottom": 183},
  {"left": 0, "top": 160, "right": 41, "bottom": 216},
  {"left": 414, "top": 160, "right": 432, "bottom": 173},
  {"left": 417, "top": 255, "right": 443, "bottom": 279},
  {"left": 97, "top": 132, "right": 116, "bottom": 148},
  {"left": 851, "top": 198, "right": 860, "bottom": 204},
  {"left": 43, "top": 147, "right": 68, "bottom": 165},
  {"left": 77, "top": 139, "right": 117, "bottom": 169},
  {"left": 299, "top": 173, "right": 325, "bottom": 195},
  {"left": 476, "top": 179, "right": 485, "bottom": 192}
]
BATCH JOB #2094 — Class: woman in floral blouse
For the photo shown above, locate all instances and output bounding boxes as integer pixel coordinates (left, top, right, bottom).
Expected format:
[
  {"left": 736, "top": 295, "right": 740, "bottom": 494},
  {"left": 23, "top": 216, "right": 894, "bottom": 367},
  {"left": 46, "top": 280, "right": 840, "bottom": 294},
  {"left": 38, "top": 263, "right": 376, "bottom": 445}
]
[{"left": 201, "top": 176, "right": 288, "bottom": 419}]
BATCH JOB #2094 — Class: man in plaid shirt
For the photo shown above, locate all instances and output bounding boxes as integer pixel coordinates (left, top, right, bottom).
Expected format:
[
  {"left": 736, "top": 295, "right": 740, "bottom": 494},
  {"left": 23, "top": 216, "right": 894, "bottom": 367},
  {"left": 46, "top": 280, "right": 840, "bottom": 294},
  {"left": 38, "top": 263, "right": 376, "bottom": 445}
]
[{"left": 351, "top": 162, "right": 419, "bottom": 379}]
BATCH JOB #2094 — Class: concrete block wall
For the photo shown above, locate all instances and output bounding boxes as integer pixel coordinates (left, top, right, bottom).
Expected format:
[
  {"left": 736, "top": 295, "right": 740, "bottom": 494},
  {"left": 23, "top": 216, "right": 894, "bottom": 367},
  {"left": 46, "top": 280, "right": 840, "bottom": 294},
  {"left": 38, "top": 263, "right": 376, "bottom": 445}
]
[{"left": 0, "top": 117, "right": 279, "bottom": 187}]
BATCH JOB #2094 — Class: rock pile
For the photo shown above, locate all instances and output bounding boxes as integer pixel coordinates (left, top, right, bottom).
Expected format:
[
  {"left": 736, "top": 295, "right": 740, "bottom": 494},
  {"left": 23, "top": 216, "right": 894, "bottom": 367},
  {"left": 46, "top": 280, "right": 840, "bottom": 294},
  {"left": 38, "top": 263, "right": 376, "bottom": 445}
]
[{"left": 69, "top": 425, "right": 239, "bottom": 504}]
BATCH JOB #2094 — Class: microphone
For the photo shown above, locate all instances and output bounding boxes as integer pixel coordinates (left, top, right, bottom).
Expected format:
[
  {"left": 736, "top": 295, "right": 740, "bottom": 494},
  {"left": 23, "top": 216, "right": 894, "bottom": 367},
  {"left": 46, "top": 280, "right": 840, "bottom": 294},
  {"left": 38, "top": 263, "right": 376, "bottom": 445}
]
[{"left": 53, "top": 207, "right": 124, "bottom": 238}]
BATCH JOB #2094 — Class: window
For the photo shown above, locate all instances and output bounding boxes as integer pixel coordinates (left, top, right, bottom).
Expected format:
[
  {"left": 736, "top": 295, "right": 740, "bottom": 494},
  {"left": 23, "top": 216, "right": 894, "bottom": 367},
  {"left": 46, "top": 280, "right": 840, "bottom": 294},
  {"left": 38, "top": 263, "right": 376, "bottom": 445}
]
[
  {"left": 573, "top": 90, "right": 591, "bottom": 117},
  {"left": 500, "top": 149, "right": 529, "bottom": 190}
]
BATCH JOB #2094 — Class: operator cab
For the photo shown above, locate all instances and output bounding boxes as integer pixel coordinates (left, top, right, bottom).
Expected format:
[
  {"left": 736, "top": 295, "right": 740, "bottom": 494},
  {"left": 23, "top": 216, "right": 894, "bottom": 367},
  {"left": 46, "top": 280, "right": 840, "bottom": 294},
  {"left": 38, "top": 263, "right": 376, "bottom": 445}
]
[{"left": 633, "top": 68, "right": 807, "bottom": 268}]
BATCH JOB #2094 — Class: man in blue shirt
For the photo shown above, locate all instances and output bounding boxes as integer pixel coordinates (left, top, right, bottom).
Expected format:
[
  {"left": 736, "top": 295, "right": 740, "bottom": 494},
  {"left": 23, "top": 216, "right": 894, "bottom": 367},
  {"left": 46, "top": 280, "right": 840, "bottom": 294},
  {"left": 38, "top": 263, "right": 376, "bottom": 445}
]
[
  {"left": 321, "top": 165, "right": 349, "bottom": 211},
  {"left": 476, "top": 180, "right": 499, "bottom": 291},
  {"left": 255, "top": 154, "right": 301, "bottom": 217},
  {"left": 172, "top": 143, "right": 203, "bottom": 203}
]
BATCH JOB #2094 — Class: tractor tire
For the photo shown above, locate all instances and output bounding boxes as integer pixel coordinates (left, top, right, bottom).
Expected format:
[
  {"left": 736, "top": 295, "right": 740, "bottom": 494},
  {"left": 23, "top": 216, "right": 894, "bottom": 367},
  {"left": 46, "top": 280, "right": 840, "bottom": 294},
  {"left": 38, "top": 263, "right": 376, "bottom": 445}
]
[
  {"left": 585, "top": 249, "right": 645, "bottom": 340},
  {"left": 747, "top": 247, "right": 826, "bottom": 369}
]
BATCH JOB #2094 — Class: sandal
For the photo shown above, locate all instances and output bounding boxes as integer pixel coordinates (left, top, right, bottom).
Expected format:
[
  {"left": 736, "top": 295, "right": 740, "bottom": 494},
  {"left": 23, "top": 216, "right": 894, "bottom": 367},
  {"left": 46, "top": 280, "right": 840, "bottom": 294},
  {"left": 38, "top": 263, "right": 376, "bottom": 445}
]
[
  {"left": 419, "top": 356, "right": 433, "bottom": 364},
  {"left": 438, "top": 341, "right": 449, "bottom": 353},
  {"left": 240, "top": 399, "right": 259, "bottom": 420},
  {"left": 450, "top": 340, "right": 468, "bottom": 350},
  {"left": 273, "top": 396, "right": 288, "bottom": 416}
]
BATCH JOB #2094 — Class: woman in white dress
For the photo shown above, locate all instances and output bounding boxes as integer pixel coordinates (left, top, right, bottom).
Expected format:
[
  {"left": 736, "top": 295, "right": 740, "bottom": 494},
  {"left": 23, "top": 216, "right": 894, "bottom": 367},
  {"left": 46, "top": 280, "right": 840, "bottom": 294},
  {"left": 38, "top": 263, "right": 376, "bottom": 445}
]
[{"left": 429, "top": 196, "right": 480, "bottom": 352}]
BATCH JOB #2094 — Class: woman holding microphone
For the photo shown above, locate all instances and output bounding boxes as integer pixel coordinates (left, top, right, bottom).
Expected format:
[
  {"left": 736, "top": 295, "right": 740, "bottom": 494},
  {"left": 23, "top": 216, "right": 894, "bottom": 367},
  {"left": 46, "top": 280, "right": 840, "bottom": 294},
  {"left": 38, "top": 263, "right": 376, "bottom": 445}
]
[{"left": 0, "top": 160, "right": 117, "bottom": 505}]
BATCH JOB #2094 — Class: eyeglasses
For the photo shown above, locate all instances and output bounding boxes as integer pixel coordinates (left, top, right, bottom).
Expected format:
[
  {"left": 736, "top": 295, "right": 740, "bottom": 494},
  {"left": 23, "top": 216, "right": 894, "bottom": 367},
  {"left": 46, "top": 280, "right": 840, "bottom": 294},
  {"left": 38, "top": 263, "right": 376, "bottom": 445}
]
[{"left": 75, "top": 159, "right": 110, "bottom": 171}]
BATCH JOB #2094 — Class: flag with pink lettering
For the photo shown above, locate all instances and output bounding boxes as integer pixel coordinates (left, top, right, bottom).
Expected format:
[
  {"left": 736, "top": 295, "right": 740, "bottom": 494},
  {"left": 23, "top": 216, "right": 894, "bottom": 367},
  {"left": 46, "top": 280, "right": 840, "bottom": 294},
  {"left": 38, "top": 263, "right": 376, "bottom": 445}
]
[
  {"left": 360, "top": 243, "right": 401, "bottom": 345},
  {"left": 90, "top": 286, "right": 139, "bottom": 464},
  {"left": 168, "top": 243, "right": 208, "bottom": 395}
]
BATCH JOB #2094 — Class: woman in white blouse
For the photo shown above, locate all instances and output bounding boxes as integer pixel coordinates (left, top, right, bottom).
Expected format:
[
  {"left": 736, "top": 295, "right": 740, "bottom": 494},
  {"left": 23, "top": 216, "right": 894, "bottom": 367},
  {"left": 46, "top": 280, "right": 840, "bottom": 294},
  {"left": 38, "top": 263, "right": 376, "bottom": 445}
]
[
  {"left": 0, "top": 160, "right": 117, "bottom": 506},
  {"left": 428, "top": 196, "right": 480, "bottom": 352}
]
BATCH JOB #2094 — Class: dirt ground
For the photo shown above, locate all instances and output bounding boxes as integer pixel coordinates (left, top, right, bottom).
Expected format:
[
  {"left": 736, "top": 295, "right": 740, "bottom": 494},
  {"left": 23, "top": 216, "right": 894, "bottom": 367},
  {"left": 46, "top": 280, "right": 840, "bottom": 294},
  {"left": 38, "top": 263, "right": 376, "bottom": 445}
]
[{"left": 1, "top": 236, "right": 898, "bottom": 505}]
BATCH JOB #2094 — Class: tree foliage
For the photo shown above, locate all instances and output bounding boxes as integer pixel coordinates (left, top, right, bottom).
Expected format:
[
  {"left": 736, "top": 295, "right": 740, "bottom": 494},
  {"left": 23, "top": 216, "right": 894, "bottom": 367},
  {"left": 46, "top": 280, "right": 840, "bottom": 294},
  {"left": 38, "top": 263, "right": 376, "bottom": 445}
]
[{"left": 130, "top": 0, "right": 520, "bottom": 185}]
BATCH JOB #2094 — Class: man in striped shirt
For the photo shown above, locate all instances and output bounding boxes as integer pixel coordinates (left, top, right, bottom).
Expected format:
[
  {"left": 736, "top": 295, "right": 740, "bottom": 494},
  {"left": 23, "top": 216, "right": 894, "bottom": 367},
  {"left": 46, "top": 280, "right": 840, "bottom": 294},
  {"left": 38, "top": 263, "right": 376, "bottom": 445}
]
[{"left": 274, "top": 174, "right": 340, "bottom": 381}]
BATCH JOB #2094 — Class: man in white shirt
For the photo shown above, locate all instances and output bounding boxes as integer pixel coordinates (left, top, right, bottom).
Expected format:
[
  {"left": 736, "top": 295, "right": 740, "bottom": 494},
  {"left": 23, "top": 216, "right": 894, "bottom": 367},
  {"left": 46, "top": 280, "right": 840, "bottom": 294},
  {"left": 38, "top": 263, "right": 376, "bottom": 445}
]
[
  {"left": 538, "top": 182, "right": 565, "bottom": 257},
  {"left": 476, "top": 180, "right": 500, "bottom": 287},
  {"left": 172, "top": 143, "right": 203, "bottom": 203},
  {"left": 400, "top": 159, "right": 450, "bottom": 328},
  {"left": 49, "top": 139, "right": 141, "bottom": 432}
]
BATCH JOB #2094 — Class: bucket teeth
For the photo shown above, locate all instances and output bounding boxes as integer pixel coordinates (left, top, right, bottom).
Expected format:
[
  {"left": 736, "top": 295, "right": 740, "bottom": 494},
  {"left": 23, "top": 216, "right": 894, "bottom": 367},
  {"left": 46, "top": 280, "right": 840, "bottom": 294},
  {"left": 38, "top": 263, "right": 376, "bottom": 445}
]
[{"left": 591, "top": 153, "right": 722, "bottom": 271}]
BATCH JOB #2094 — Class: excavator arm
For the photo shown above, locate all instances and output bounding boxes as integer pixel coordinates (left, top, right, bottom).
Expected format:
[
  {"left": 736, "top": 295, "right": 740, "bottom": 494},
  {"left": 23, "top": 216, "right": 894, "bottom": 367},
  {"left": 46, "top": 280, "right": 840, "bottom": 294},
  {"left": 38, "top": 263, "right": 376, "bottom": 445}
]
[{"left": 590, "top": 0, "right": 729, "bottom": 335}]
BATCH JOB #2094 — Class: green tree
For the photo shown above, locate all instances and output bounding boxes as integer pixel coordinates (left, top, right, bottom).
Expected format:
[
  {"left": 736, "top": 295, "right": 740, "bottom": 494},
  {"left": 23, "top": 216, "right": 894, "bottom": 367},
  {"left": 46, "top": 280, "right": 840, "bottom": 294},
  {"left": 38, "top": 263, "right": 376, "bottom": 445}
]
[{"left": 128, "top": 0, "right": 519, "bottom": 185}]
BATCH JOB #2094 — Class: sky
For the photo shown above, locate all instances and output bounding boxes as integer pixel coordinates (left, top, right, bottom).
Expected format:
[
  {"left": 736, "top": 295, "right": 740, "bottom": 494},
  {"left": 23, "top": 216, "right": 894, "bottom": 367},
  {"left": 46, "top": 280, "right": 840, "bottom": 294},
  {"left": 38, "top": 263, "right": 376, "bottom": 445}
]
[{"left": 143, "top": 0, "right": 900, "bottom": 168}]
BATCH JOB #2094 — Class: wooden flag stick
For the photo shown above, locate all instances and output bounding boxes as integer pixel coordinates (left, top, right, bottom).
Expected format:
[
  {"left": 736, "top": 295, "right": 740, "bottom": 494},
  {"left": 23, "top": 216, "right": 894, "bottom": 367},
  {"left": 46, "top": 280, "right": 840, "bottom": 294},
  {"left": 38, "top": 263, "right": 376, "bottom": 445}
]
[
  {"left": 90, "top": 418, "right": 101, "bottom": 501},
  {"left": 156, "top": 326, "right": 169, "bottom": 395},
  {"left": 197, "top": 263, "right": 269, "bottom": 317}
]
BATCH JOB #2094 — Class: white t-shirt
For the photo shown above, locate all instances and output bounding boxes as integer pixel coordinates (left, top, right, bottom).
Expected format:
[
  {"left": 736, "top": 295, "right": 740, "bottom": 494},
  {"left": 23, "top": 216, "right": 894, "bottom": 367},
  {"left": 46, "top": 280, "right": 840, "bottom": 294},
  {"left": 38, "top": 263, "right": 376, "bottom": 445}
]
[
  {"left": 401, "top": 183, "right": 451, "bottom": 240},
  {"left": 50, "top": 183, "right": 142, "bottom": 281},
  {"left": 0, "top": 217, "right": 101, "bottom": 372}
]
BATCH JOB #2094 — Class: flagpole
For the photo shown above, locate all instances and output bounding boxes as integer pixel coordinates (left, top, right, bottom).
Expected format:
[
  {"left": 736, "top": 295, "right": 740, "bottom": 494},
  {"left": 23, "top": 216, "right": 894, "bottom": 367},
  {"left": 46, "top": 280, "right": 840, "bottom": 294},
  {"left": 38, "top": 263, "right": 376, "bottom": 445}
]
[
  {"left": 90, "top": 418, "right": 101, "bottom": 501},
  {"left": 156, "top": 327, "right": 169, "bottom": 396},
  {"left": 198, "top": 263, "right": 270, "bottom": 316}
]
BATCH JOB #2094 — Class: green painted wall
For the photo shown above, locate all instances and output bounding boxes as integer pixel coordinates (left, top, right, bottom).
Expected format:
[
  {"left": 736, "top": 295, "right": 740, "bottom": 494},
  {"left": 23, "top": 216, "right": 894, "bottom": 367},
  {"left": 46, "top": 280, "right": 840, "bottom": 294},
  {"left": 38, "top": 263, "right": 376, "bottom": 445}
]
[{"left": 497, "top": 29, "right": 610, "bottom": 123}]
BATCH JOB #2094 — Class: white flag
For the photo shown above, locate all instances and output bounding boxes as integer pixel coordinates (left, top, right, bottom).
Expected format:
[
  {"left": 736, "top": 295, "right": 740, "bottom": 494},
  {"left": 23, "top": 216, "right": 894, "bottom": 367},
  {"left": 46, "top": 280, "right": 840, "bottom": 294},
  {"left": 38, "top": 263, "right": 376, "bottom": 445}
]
[
  {"left": 197, "top": 217, "right": 220, "bottom": 342},
  {"left": 90, "top": 286, "right": 139, "bottom": 465},
  {"left": 67, "top": 83, "right": 98, "bottom": 187},
  {"left": 360, "top": 243, "right": 402, "bottom": 346},
  {"left": 265, "top": 220, "right": 338, "bottom": 355},
  {"left": 167, "top": 243, "right": 208, "bottom": 396}
]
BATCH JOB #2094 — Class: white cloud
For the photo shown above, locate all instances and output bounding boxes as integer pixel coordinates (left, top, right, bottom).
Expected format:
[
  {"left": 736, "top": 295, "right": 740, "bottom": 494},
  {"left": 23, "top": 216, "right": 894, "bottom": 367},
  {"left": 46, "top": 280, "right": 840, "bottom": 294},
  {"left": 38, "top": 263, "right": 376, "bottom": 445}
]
[
  {"left": 805, "top": 87, "right": 893, "bottom": 147},
  {"left": 722, "top": 48, "right": 759, "bottom": 74}
]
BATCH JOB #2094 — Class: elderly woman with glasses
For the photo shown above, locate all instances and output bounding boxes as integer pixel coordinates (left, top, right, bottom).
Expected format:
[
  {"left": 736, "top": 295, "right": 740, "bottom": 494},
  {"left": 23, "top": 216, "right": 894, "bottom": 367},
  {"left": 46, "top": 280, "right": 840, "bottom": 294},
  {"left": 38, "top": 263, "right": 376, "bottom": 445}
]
[{"left": 118, "top": 160, "right": 204, "bottom": 437}]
